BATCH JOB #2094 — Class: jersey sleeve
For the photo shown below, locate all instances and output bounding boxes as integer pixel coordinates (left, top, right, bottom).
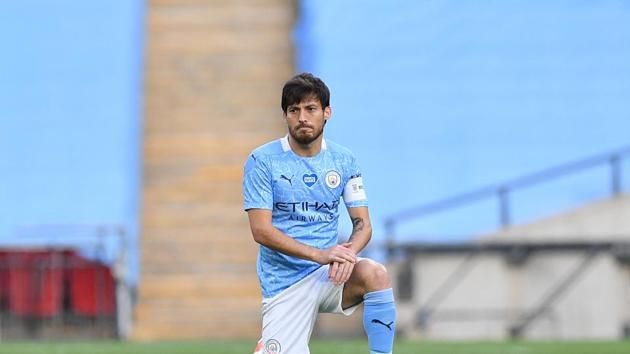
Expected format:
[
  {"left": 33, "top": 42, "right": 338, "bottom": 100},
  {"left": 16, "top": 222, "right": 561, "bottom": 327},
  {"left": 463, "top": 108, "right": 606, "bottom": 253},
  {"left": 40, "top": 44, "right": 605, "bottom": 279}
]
[
  {"left": 243, "top": 153, "right": 273, "bottom": 211},
  {"left": 342, "top": 155, "right": 368, "bottom": 208}
]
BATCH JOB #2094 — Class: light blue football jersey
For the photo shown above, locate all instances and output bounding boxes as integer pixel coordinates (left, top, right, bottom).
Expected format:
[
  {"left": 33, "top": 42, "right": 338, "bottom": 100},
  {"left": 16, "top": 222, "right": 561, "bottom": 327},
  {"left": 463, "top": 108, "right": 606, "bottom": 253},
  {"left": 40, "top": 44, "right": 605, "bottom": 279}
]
[{"left": 243, "top": 135, "right": 368, "bottom": 298}]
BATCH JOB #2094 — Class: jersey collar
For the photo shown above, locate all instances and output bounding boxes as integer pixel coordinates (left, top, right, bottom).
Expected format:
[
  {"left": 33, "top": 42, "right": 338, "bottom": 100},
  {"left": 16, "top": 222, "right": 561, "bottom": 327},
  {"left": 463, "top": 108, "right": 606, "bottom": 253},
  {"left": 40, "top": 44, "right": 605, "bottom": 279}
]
[{"left": 281, "top": 135, "right": 327, "bottom": 152}]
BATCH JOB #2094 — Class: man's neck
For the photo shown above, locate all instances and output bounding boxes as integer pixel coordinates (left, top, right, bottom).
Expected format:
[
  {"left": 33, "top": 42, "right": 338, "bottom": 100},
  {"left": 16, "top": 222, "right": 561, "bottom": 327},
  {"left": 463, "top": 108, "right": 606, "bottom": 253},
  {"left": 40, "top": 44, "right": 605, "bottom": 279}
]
[{"left": 288, "top": 134, "right": 323, "bottom": 157}]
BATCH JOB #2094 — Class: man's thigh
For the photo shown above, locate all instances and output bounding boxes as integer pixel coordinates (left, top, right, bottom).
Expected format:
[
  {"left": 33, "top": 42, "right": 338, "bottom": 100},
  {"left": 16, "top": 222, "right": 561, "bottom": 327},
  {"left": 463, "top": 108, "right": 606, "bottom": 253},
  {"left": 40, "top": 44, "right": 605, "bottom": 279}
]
[
  {"left": 259, "top": 267, "right": 327, "bottom": 354},
  {"left": 319, "top": 258, "right": 369, "bottom": 315}
]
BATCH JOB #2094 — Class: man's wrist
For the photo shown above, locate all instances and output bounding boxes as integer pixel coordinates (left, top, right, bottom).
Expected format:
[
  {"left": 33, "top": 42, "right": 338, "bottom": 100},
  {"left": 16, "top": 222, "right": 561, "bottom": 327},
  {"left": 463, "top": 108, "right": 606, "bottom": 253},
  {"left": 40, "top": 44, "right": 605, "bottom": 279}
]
[
  {"left": 344, "top": 242, "right": 362, "bottom": 255},
  {"left": 310, "top": 247, "right": 323, "bottom": 264}
]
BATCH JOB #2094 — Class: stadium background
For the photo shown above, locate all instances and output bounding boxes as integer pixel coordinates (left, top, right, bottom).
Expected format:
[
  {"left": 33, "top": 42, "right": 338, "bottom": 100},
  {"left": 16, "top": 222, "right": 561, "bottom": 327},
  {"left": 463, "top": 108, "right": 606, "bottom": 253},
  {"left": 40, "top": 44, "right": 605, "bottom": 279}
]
[{"left": 1, "top": 0, "right": 630, "bottom": 352}]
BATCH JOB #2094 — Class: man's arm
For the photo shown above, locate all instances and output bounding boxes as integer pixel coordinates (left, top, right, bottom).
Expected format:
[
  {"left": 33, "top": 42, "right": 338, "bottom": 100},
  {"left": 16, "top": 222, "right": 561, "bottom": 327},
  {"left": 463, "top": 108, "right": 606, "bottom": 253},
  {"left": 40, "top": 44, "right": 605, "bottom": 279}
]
[
  {"left": 247, "top": 208, "right": 357, "bottom": 265},
  {"left": 345, "top": 206, "right": 372, "bottom": 254},
  {"left": 329, "top": 206, "right": 373, "bottom": 284}
]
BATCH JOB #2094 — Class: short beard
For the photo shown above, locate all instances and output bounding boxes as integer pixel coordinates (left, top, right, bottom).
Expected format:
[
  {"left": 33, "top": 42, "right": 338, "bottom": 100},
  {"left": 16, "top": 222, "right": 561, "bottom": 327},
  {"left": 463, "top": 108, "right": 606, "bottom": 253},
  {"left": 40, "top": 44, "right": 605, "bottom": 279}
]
[{"left": 289, "top": 124, "right": 324, "bottom": 145}]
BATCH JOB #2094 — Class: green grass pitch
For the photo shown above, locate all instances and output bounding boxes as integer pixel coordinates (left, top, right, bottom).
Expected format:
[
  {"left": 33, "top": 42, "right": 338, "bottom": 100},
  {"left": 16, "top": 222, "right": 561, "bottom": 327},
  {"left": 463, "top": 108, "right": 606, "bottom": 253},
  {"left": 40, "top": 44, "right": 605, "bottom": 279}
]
[{"left": 0, "top": 340, "right": 629, "bottom": 354}]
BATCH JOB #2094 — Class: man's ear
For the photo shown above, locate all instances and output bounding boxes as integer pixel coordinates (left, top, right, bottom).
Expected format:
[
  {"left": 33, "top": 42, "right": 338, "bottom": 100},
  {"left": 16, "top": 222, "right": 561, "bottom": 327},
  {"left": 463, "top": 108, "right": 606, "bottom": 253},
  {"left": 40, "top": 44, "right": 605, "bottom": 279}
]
[{"left": 324, "top": 106, "right": 332, "bottom": 121}]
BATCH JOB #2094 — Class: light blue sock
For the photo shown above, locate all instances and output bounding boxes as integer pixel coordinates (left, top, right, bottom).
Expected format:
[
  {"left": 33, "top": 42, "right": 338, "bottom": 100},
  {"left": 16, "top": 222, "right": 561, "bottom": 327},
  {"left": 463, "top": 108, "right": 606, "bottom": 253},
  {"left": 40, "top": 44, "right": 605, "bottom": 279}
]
[{"left": 363, "top": 288, "right": 396, "bottom": 354}]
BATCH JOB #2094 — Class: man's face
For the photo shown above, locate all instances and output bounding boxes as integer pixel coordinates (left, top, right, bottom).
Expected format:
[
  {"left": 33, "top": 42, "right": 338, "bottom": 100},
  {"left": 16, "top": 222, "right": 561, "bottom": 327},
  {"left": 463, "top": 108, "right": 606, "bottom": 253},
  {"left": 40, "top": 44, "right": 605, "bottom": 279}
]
[{"left": 284, "top": 96, "right": 331, "bottom": 145}]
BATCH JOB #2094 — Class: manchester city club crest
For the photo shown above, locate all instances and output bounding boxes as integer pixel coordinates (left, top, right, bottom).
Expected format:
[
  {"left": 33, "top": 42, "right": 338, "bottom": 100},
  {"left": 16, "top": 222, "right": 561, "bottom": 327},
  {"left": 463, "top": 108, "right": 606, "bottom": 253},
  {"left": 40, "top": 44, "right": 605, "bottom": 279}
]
[
  {"left": 264, "top": 338, "right": 282, "bottom": 354},
  {"left": 325, "top": 170, "right": 341, "bottom": 189}
]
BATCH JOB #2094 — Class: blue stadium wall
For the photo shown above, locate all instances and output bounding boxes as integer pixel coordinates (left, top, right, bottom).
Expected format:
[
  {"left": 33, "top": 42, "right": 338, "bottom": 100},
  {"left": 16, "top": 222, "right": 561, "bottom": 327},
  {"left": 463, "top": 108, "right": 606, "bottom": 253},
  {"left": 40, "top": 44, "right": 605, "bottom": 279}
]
[
  {"left": 1, "top": 0, "right": 630, "bottom": 274},
  {"left": 0, "top": 1, "right": 145, "bottom": 281},
  {"left": 295, "top": 0, "right": 630, "bottom": 242}
]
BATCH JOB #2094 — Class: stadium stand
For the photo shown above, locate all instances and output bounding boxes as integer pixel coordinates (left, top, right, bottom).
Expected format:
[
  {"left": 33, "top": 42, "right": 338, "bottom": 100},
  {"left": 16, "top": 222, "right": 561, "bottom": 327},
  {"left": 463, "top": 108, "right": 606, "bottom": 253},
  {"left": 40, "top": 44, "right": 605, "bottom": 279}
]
[{"left": 384, "top": 147, "right": 630, "bottom": 340}]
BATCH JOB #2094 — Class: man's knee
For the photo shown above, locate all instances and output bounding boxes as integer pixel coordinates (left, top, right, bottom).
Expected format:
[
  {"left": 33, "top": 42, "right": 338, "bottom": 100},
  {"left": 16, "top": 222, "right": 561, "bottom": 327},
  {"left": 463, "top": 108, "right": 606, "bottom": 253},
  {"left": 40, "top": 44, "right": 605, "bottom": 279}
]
[{"left": 356, "top": 259, "right": 391, "bottom": 291}]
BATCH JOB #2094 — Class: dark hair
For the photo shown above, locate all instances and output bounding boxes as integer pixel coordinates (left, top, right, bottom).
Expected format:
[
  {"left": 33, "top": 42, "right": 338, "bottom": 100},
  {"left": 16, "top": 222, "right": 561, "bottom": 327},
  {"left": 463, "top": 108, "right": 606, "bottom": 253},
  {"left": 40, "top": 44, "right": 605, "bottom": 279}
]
[{"left": 281, "top": 72, "right": 330, "bottom": 113}]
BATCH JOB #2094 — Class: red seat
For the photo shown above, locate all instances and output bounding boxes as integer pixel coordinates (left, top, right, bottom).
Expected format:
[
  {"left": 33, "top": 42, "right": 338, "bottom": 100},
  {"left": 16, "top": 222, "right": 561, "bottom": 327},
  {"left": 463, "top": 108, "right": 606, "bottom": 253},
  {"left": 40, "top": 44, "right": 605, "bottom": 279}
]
[
  {"left": 0, "top": 249, "right": 116, "bottom": 318},
  {"left": 7, "top": 251, "right": 64, "bottom": 317},
  {"left": 67, "top": 253, "right": 117, "bottom": 316},
  {"left": 0, "top": 251, "right": 9, "bottom": 310}
]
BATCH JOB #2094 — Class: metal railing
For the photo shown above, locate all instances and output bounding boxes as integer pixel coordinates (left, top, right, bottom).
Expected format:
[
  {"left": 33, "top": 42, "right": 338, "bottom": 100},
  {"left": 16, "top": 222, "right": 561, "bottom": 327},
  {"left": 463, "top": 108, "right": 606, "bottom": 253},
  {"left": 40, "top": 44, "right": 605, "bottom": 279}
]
[{"left": 384, "top": 145, "right": 630, "bottom": 248}]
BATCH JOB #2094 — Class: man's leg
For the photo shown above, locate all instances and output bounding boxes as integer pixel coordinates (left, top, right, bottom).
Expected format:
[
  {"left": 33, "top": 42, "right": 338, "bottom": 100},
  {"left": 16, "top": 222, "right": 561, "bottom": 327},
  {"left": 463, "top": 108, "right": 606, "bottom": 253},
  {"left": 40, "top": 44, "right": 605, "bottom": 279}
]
[
  {"left": 257, "top": 267, "right": 330, "bottom": 354},
  {"left": 343, "top": 259, "right": 396, "bottom": 354}
]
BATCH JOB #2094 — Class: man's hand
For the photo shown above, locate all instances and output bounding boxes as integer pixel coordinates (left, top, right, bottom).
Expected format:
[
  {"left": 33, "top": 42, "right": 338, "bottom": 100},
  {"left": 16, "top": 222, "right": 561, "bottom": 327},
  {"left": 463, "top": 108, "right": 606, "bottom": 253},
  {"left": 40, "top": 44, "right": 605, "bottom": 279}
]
[
  {"left": 328, "top": 242, "right": 357, "bottom": 285},
  {"left": 329, "top": 259, "right": 355, "bottom": 285},
  {"left": 315, "top": 242, "right": 356, "bottom": 265}
]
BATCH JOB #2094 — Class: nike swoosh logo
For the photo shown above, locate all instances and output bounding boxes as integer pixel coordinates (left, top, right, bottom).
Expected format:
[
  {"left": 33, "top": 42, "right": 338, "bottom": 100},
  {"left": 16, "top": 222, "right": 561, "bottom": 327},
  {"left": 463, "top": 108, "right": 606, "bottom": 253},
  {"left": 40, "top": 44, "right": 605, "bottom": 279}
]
[{"left": 371, "top": 319, "right": 394, "bottom": 331}]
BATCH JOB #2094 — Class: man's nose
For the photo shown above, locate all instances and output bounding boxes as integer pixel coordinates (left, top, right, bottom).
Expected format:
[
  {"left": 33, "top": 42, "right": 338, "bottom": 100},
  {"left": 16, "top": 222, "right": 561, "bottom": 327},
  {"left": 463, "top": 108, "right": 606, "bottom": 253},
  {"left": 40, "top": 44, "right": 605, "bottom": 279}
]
[{"left": 297, "top": 111, "right": 308, "bottom": 123}]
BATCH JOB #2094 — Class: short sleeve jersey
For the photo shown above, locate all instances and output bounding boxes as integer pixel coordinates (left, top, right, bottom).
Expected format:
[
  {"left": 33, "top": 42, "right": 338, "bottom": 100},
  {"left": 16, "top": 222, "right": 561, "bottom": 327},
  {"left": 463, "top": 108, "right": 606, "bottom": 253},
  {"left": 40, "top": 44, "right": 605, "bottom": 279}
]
[{"left": 243, "top": 135, "right": 368, "bottom": 298}]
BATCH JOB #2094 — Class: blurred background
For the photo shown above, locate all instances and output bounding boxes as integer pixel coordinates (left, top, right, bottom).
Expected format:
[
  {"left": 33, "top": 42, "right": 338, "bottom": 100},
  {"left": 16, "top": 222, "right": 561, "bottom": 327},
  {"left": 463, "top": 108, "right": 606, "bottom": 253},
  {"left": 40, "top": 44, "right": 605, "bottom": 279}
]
[{"left": 1, "top": 0, "right": 629, "bottom": 344}]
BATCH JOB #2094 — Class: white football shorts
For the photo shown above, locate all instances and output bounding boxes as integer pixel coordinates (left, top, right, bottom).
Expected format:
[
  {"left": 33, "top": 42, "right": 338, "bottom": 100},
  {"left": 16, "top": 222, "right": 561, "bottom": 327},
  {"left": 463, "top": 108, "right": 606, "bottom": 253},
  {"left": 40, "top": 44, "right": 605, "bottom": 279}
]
[{"left": 253, "top": 259, "right": 366, "bottom": 354}]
